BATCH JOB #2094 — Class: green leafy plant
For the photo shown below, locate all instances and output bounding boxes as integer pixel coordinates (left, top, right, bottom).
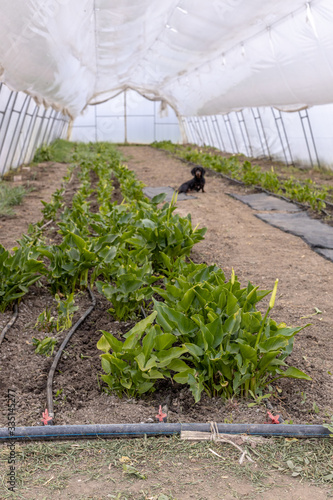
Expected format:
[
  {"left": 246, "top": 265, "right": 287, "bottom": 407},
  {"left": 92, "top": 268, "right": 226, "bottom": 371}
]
[
  {"left": 40, "top": 187, "right": 65, "bottom": 221},
  {"left": 97, "top": 264, "right": 311, "bottom": 402},
  {"left": 122, "top": 463, "right": 147, "bottom": 480},
  {"left": 32, "top": 336, "right": 58, "bottom": 357},
  {"left": 247, "top": 390, "right": 272, "bottom": 407},
  {"left": 55, "top": 293, "right": 79, "bottom": 332},
  {"left": 96, "top": 260, "right": 159, "bottom": 320},
  {"left": 34, "top": 307, "right": 57, "bottom": 332},
  {"left": 0, "top": 244, "right": 44, "bottom": 312},
  {"left": 33, "top": 143, "right": 54, "bottom": 163},
  {"left": 97, "top": 312, "right": 167, "bottom": 397}
]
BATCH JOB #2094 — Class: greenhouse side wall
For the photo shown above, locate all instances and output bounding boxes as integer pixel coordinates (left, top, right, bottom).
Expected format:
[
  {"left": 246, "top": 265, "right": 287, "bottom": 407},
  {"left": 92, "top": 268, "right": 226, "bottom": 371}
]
[
  {"left": 0, "top": 83, "right": 69, "bottom": 177},
  {"left": 182, "top": 104, "right": 333, "bottom": 170}
]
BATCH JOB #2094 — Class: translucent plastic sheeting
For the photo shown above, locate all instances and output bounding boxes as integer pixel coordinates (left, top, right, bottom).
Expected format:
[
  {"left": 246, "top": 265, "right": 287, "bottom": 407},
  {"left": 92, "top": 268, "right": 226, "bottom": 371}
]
[
  {"left": 71, "top": 89, "right": 182, "bottom": 144},
  {"left": 0, "top": 83, "right": 69, "bottom": 176},
  {"left": 1, "top": 1, "right": 333, "bottom": 118},
  {"left": 182, "top": 103, "right": 333, "bottom": 169}
]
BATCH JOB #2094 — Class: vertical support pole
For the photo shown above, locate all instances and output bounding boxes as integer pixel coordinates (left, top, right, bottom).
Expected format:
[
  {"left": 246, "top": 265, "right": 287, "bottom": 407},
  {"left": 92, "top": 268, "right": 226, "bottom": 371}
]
[
  {"left": 5, "top": 95, "right": 30, "bottom": 169},
  {"left": 0, "top": 93, "right": 18, "bottom": 175},
  {"left": 154, "top": 100, "right": 156, "bottom": 143},
  {"left": 186, "top": 118, "right": 196, "bottom": 144},
  {"left": 271, "top": 107, "right": 294, "bottom": 166},
  {"left": 196, "top": 117, "right": 206, "bottom": 146},
  {"left": 179, "top": 117, "right": 188, "bottom": 144},
  {"left": 124, "top": 89, "right": 128, "bottom": 144},
  {"left": 236, "top": 110, "right": 252, "bottom": 157},
  {"left": 184, "top": 117, "right": 195, "bottom": 144},
  {"left": 250, "top": 108, "right": 271, "bottom": 159},
  {"left": 18, "top": 103, "right": 37, "bottom": 165},
  {"left": 25, "top": 106, "right": 41, "bottom": 164},
  {"left": 212, "top": 116, "right": 226, "bottom": 151},
  {"left": 223, "top": 114, "right": 237, "bottom": 153},
  {"left": 31, "top": 108, "right": 48, "bottom": 155},
  {"left": 298, "top": 109, "right": 320, "bottom": 168},
  {"left": 203, "top": 117, "right": 215, "bottom": 147},
  {"left": 41, "top": 108, "right": 54, "bottom": 145}
]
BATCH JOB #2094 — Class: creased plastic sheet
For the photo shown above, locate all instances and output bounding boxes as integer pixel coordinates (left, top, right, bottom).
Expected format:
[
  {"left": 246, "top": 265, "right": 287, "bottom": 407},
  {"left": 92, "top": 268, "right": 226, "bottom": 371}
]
[{"left": 1, "top": 0, "right": 333, "bottom": 118}]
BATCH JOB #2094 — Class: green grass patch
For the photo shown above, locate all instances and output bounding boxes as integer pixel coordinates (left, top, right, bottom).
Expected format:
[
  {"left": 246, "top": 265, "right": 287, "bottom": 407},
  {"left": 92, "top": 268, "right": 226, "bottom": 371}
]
[
  {"left": 0, "top": 436, "right": 332, "bottom": 498},
  {"left": 0, "top": 184, "right": 30, "bottom": 216},
  {"left": 33, "top": 139, "right": 75, "bottom": 164}
]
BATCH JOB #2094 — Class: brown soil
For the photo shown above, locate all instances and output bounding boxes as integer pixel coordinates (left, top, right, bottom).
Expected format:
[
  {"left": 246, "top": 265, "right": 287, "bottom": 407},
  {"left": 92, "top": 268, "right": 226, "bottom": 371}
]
[{"left": 0, "top": 146, "right": 333, "bottom": 498}]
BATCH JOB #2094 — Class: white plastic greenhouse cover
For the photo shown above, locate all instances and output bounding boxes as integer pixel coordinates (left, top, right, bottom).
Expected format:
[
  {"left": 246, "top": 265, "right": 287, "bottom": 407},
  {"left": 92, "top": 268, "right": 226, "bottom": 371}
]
[{"left": 1, "top": 0, "right": 333, "bottom": 119}]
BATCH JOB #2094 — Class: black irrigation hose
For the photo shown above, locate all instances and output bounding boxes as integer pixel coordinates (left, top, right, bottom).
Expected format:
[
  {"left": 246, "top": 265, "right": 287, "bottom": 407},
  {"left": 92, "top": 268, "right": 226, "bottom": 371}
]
[
  {"left": 46, "top": 287, "right": 96, "bottom": 423},
  {"left": 0, "top": 302, "right": 18, "bottom": 347},
  {"left": 0, "top": 422, "right": 330, "bottom": 442}
]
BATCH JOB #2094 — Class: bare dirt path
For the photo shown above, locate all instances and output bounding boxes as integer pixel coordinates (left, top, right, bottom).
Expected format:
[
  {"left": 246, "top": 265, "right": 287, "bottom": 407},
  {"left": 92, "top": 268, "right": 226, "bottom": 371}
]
[{"left": 0, "top": 162, "right": 69, "bottom": 249}]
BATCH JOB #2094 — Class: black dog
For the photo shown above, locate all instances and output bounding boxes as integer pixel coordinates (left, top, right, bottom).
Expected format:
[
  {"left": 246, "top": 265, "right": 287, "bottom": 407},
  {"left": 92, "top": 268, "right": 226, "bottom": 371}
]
[{"left": 178, "top": 166, "right": 205, "bottom": 194}]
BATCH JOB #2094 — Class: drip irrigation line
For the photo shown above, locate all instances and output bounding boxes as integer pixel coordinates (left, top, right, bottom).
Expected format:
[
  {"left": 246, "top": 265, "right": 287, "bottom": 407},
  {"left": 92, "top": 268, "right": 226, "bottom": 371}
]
[
  {"left": 0, "top": 302, "right": 18, "bottom": 346},
  {"left": 0, "top": 422, "right": 330, "bottom": 442},
  {"left": 46, "top": 287, "right": 96, "bottom": 422}
]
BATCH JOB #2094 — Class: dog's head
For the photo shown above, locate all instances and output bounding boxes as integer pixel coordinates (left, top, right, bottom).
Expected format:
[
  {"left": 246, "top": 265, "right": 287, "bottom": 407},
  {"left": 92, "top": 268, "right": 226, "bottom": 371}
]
[{"left": 191, "top": 166, "right": 205, "bottom": 178}]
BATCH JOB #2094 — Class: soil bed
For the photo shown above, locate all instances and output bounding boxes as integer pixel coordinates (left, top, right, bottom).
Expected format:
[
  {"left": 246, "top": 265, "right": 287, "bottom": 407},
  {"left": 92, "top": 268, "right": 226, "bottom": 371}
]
[{"left": 0, "top": 146, "right": 332, "bottom": 429}]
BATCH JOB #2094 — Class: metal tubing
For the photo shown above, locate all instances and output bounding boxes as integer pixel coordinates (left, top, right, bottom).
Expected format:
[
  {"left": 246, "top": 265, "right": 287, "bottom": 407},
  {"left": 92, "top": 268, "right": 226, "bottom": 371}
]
[
  {"left": 250, "top": 108, "right": 271, "bottom": 159},
  {"left": 299, "top": 109, "right": 321, "bottom": 168},
  {"left": 190, "top": 117, "right": 201, "bottom": 145},
  {"left": 187, "top": 118, "right": 197, "bottom": 144},
  {"left": 5, "top": 95, "right": 30, "bottom": 169},
  {"left": 17, "top": 102, "right": 37, "bottom": 166},
  {"left": 236, "top": 110, "right": 252, "bottom": 157},
  {"left": 212, "top": 116, "right": 226, "bottom": 151},
  {"left": 195, "top": 117, "right": 205, "bottom": 146},
  {"left": 203, "top": 117, "right": 215, "bottom": 146},
  {"left": 0, "top": 93, "right": 18, "bottom": 175},
  {"left": 30, "top": 108, "right": 48, "bottom": 156},
  {"left": 271, "top": 108, "right": 294, "bottom": 166},
  {"left": 223, "top": 114, "right": 237, "bottom": 153},
  {"left": 208, "top": 116, "right": 221, "bottom": 150}
]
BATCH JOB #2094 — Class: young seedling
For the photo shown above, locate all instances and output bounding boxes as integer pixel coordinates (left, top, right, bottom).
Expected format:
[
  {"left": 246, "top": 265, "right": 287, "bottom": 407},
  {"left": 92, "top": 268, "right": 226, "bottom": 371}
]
[{"left": 32, "top": 336, "right": 58, "bottom": 357}]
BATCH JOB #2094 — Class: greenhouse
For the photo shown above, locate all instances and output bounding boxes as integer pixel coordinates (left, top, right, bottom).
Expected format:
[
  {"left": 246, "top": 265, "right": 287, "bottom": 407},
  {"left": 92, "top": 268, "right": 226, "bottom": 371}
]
[{"left": 0, "top": 1, "right": 333, "bottom": 498}]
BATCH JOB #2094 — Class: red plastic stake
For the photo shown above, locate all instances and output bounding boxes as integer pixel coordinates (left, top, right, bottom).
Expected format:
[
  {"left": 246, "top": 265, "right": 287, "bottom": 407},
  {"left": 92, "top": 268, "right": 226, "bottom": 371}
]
[
  {"left": 156, "top": 405, "right": 167, "bottom": 423},
  {"left": 266, "top": 410, "right": 281, "bottom": 424},
  {"left": 41, "top": 409, "right": 53, "bottom": 425}
]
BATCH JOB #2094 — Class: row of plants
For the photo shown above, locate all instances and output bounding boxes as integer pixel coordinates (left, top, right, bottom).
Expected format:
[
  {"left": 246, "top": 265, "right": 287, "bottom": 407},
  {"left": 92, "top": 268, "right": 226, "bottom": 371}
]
[
  {"left": 151, "top": 141, "right": 328, "bottom": 211},
  {"left": 97, "top": 260, "right": 310, "bottom": 402},
  {"left": 0, "top": 140, "right": 311, "bottom": 403}
]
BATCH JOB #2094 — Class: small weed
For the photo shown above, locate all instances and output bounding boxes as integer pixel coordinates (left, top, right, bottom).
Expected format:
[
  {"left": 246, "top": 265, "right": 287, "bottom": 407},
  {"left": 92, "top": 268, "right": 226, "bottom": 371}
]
[
  {"left": 0, "top": 183, "right": 30, "bottom": 216},
  {"left": 313, "top": 401, "right": 320, "bottom": 414},
  {"left": 34, "top": 307, "right": 57, "bottom": 332},
  {"left": 122, "top": 463, "right": 147, "bottom": 480},
  {"left": 32, "top": 336, "right": 58, "bottom": 356},
  {"left": 33, "top": 143, "right": 54, "bottom": 163},
  {"left": 55, "top": 293, "right": 79, "bottom": 332},
  {"left": 247, "top": 390, "right": 271, "bottom": 408}
]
